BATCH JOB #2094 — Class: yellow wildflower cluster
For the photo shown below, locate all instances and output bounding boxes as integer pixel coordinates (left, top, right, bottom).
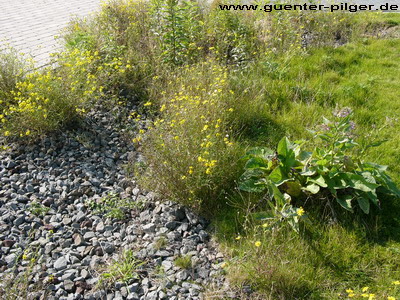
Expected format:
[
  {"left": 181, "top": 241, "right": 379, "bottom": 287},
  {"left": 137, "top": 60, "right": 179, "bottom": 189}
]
[
  {"left": 1, "top": 48, "right": 108, "bottom": 137},
  {"left": 142, "top": 63, "right": 233, "bottom": 178},
  {"left": 343, "top": 286, "right": 398, "bottom": 300},
  {"left": 139, "top": 60, "right": 238, "bottom": 208}
]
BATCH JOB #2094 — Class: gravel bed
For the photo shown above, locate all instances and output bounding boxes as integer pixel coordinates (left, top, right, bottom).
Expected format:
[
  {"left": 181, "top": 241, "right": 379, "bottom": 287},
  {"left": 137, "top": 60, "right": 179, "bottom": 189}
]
[{"left": 0, "top": 104, "right": 234, "bottom": 300}]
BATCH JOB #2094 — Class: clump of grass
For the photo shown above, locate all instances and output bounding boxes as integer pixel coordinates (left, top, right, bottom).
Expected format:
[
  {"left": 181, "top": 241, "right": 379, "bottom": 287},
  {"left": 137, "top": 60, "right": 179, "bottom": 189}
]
[
  {"left": 174, "top": 255, "right": 192, "bottom": 269},
  {"left": 154, "top": 236, "right": 167, "bottom": 250},
  {"left": 98, "top": 249, "right": 145, "bottom": 288},
  {"left": 86, "top": 192, "right": 143, "bottom": 220}
]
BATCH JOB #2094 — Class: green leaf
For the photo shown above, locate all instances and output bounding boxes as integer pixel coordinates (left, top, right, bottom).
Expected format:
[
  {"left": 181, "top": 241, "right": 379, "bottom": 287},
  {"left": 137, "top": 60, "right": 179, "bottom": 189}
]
[
  {"left": 238, "top": 169, "right": 267, "bottom": 193},
  {"left": 277, "top": 137, "right": 290, "bottom": 158},
  {"left": 357, "top": 197, "right": 370, "bottom": 214},
  {"left": 267, "top": 183, "right": 286, "bottom": 207},
  {"left": 336, "top": 195, "right": 353, "bottom": 212},
  {"left": 316, "top": 159, "right": 329, "bottom": 166},
  {"left": 245, "top": 157, "right": 268, "bottom": 169},
  {"left": 365, "top": 190, "right": 379, "bottom": 206},
  {"left": 283, "top": 149, "right": 297, "bottom": 170},
  {"left": 252, "top": 211, "right": 275, "bottom": 220},
  {"left": 378, "top": 172, "right": 400, "bottom": 197},
  {"left": 307, "top": 175, "right": 328, "bottom": 188},
  {"left": 243, "top": 147, "right": 274, "bottom": 160},
  {"left": 332, "top": 174, "right": 349, "bottom": 189},
  {"left": 269, "top": 167, "right": 290, "bottom": 186},
  {"left": 286, "top": 181, "right": 302, "bottom": 197},
  {"left": 322, "top": 116, "right": 331, "bottom": 125},
  {"left": 239, "top": 178, "right": 267, "bottom": 193},
  {"left": 363, "top": 162, "right": 388, "bottom": 172},
  {"left": 301, "top": 169, "right": 316, "bottom": 176},
  {"left": 343, "top": 173, "right": 379, "bottom": 192},
  {"left": 303, "top": 184, "right": 320, "bottom": 194},
  {"left": 297, "top": 150, "right": 312, "bottom": 163}
]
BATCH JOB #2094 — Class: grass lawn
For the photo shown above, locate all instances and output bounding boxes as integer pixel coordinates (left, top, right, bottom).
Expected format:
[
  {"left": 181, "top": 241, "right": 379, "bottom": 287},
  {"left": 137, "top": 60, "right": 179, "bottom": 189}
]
[{"left": 213, "top": 31, "right": 400, "bottom": 300}]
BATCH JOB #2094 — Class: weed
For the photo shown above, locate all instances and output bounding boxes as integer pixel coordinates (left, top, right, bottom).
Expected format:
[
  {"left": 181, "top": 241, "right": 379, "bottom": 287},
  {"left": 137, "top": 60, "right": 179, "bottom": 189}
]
[
  {"left": 136, "top": 60, "right": 243, "bottom": 212},
  {"left": 154, "top": 236, "right": 167, "bottom": 250},
  {"left": 86, "top": 192, "right": 143, "bottom": 220},
  {"left": 174, "top": 255, "right": 192, "bottom": 269},
  {"left": 0, "top": 246, "right": 44, "bottom": 299},
  {"left": 98, "top": 249, "right": 145, "bottom": 288},
  {"left": 0, "top": 47, "right": 31, "bottom": 113},
  {"left": 27, "top": 201, "right": 50, "bottom": 217}
]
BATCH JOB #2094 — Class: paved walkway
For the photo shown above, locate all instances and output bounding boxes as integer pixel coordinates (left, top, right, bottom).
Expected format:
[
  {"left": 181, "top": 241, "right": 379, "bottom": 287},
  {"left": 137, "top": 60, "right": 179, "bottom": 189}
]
[{"left": 0, "top": 0, "right": 103, "bottom": 67}]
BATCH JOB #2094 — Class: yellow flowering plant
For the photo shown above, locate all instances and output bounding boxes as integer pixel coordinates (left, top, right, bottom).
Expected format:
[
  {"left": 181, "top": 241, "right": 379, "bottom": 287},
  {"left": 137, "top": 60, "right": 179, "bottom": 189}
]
[
  {"left": 136, "top": 60, "right": 242, "bottom": 211},
  {"left": 0, "top": 48, "right": 105, "bottom": 138}
]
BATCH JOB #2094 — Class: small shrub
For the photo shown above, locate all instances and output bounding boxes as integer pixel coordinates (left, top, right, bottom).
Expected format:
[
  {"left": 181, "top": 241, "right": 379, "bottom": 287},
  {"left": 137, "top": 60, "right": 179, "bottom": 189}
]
[
  {"left": 137, "top": 60, "right": 242, "bottom": 211},
  {"left": 239, "top": 109, "right": 400, "bottom": 231},
  {"left": 0, "top": 48, "right": 104, "bottom": 138},
  {"left": 0, "top": 246, "right": 43, "bottom": 299},
  {"left": 0, "top": 48, "right": 31, "bottom": 113},
  {"left": 152, "top": 0, "right": 203, "bottom": 65}
]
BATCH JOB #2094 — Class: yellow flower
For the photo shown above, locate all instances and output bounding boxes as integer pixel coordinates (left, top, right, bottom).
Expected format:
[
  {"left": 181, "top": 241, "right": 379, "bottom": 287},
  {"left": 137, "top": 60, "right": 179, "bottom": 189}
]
[
  {"left": 368, "top": 294, "right": 375, "bottom": 300},
  {"left": 205, "top": 168, "right": 211, "bottom": 175},
  {"left": 362, "top": 287, "right": 369, "bottom": 292},
  {"left": 22, "top": 254, "right": 28, "bottom": 260},
  {"left": 202, "top": 125, "right": 208, "bottom": 131},
  {"left": 254, "top": 241, "right": 261, "bottom": 247},
  {"left": 262, "top": 223, "right": 268, "bottom": 228},
  {"left": 4, "top": 131, "right": 10, "bottom": 137},
  {"left": 346, "top": 289, "right": 354, "bottom": 294},
  {"left": 297, "top": 207, "right": 305, "bottom": 216},
  {"left": 348, "top": 293, "right": 355, "bottom": 298},
  {"left": 387, "top": 296, "right": 396, "bottom": 300},
  {"left": 181, "top": 175, "right": 187, "bottom": 180},
  {"left": 361, "top": 294, "right": 369, "bottom": 298},
  {"left": 235, "top": 236, "right": 241, "bottom": 240},
  {"left": 393, "top": 281, "right": 400, "bottom": 285},
  {"left": 144, "top": 101, "right": 152, "bottom": 106}
]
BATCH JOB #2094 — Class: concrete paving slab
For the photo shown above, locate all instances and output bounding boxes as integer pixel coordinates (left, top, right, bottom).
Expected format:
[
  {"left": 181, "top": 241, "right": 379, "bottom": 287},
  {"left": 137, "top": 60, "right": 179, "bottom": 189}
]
[{"left": 0, "top": 0, "right": 103, "bottom": 67}]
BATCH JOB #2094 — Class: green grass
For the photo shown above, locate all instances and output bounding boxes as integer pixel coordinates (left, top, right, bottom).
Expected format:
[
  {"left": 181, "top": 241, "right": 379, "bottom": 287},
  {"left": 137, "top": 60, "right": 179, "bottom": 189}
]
[
  {"left": 174, "top": 255, "right": 192, "bottom": 269},
  {"left": 208, "top": 18, "right": 400, "bottom": 299},
  {"left": 213, "top": 196, "right": 400, "bottom": 299},
  {"left": 97, "top": 249, "right": 144, "bottom": 288},
  {"left": 229, "top": 37, "right": 400, "bottom": 183}
]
